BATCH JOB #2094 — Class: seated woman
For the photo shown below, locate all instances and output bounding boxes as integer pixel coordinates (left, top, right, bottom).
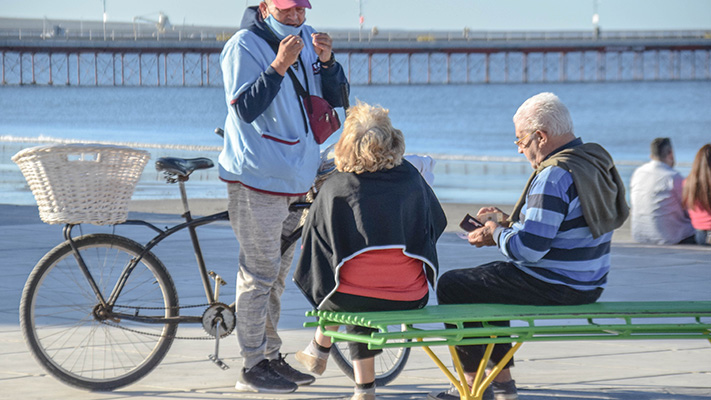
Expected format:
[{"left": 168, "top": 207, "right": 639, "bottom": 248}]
[
  {"left": 682, "top": 144, "right": 711, "bottom": 245},
  {"left": 293, "top": 101, "right": 447, "bottom": 400}
]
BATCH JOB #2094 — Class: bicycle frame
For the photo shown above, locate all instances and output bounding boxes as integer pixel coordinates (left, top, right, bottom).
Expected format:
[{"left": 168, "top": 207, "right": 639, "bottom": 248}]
[
  {"left": 24, "top": 146, "right": 410, "bottom": 388},
  {"left": 62, "top": 169, "right": 312, "bottom": 327},
  {"left": 63, "top": 179, "right": 230, "bottom": 326}
]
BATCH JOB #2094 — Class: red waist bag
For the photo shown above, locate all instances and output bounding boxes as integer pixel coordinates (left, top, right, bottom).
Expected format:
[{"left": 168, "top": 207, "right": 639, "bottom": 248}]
[{"left": 303, "top": 95, "right": 341, "bottom": 144}]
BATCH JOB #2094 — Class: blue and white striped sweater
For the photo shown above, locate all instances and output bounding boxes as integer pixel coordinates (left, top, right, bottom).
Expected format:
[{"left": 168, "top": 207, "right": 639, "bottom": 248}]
[{"left": 499, "top": 165, "right": 612, "bottom": 290}]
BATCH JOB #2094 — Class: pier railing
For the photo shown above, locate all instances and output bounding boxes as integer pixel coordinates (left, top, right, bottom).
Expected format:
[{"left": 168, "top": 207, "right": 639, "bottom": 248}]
[
  {"left": 2, "top": 27, "right": 710, "bottom": 86},
  {"left": 1, "top": 20, "right": 709, "bottom": 43}
]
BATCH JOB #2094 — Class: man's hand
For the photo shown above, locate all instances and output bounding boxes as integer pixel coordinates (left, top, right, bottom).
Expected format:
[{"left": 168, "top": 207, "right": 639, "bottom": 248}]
[
  {"left": 467, "top": 221, "right": 499, "bottom": 247},
  {"left": 311, "top": 32, "right": 333, "bottom": 63},
  {"left": 271, "top": 35, "right": 304, "bottom": 76},
  {"left": 477, "top": 206, "right": 511, "bottom": 228}
]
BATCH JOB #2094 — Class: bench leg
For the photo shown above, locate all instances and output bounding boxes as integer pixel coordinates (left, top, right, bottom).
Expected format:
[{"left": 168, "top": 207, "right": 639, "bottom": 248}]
[
  {"left": 469, "top": 341, "right": 523, "bottom": 400},
  {"left": 463, "top": 342, "right": 490, "bottom": 399},
  {"left": 419, "top": 343, "right": 462, "bottom": 392},
  {"left": 483, "top": 342, "right": 523, "bottom": 387},
  {"left": 419, "top": 340, "right": 524, "bottom": 400},
  {"left": 450, "top": 345, "right": 480, "bottom": 400},
  {"left": 420, "top": 343, "right": 480, "bottom": 399}
]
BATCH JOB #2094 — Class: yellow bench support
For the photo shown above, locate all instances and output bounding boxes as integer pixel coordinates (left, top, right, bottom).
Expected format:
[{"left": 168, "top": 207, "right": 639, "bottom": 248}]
[{"left": 305, "top": 301, "right": 711, "bottom": 400}]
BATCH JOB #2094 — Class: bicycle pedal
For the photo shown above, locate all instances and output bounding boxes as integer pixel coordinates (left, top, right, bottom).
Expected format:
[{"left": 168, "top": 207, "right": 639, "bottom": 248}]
[
  {"left": 208, "top": 271, "right": 226, "bottom": 286},
  {"left": 208, "top": 354, "right": 230, "bottom": 370}
]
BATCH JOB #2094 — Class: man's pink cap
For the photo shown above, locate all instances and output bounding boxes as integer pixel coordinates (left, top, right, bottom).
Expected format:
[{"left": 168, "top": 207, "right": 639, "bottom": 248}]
[{"left": 272, "top": 0, "right": 312, "bottom": 9}]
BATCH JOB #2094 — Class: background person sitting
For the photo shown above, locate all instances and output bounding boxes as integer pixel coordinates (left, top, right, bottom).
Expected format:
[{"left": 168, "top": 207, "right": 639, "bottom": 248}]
[
  {"left": 629, "top": 137, "right": 695, "bottom": 244},
  {"left": 682, "top": 144, "right": 711, "bottom": 245},
  {"left": 292, "top": 101, "right": 447, "bottom": 400}
]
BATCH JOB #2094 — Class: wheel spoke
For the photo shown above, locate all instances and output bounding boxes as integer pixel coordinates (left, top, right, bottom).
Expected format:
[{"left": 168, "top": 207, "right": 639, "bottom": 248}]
[
  {"left": 331, "top": 324, "right": 410, "bottom": 386},
  {"left": 20, "top": 234, "right": 178, "bottom": 390}
]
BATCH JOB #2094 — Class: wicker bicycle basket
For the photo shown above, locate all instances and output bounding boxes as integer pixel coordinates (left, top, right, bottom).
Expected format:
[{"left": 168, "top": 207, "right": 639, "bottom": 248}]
[{"left": 12, "top": 143, "right": 151, "bottom": 225}]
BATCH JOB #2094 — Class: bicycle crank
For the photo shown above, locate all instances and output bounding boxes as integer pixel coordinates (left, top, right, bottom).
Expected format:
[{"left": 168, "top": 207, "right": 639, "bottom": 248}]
[{"left": 202, "top": 302, "right": 235, "bottom": 370}]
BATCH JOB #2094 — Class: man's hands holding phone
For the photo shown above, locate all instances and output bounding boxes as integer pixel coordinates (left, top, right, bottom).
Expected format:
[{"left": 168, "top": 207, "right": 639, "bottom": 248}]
[
  {"left": 476, "top": 207, "right": 509, "bottom": 225},
  {"left": 459, "top": 207, "right": 509, "bottom": 247},
  {"left": 459, "top": 214, "right": 483, "bottom": 232}
]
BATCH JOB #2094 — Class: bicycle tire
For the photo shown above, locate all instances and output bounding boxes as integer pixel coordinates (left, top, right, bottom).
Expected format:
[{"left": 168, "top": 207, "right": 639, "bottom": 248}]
[
  {"left": 20, "top": 233, "right": 179, "bottom": 391},
  {"left": 330, "top": 324, "right": 410, "bottom": 387}
]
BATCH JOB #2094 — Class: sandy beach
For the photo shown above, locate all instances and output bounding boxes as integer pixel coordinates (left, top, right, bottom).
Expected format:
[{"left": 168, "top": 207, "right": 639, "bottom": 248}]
[{"left": 1, "top": 200, "right": 705, "bottom": 400}]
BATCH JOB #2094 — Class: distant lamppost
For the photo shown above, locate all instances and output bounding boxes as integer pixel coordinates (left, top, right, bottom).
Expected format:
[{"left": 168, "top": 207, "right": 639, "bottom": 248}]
[
  {"left": 102, "top": 0, "right": 107, "bottom": 40},
  {"left": 358, "top": 0, "right": 364, "bottom": 42},
  {"left": 592, "top": 0, "right": 600, "bottom": 40}
]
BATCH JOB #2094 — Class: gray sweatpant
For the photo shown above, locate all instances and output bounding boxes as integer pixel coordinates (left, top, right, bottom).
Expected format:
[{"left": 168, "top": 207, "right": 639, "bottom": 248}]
[{"left": 227, "top": 183, "right": 303, "bottom": 369}]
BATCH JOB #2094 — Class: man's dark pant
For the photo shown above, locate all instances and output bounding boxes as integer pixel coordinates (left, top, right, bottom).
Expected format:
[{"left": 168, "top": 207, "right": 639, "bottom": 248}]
[{"left": 436, "top": 261, "right": 603, "bottom": 373}]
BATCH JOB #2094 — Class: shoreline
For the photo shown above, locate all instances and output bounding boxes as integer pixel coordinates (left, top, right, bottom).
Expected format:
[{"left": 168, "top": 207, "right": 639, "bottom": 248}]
[
  {"left": 127, "top": 198, "right": 633, "bottom": 242},
  {"left": 0, "top": 198, "right": 632, "bottom": 243},
  {"left": 128, "top": 198, "right": 502, "bottom": 233}
]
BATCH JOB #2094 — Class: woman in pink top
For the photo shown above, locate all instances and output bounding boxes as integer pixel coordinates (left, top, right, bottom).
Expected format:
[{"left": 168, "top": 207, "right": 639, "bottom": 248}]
[
  {"left": 293, "top": 102, "right": 446, "bottom": 400},
  {"left": 682, "top": 144, "right": 711, "bottom": 245}
]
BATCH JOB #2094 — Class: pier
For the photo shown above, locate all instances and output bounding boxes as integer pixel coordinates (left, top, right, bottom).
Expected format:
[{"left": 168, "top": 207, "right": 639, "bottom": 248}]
[{"left": 1, "top": 18, "right": 710, "bottom": 86}]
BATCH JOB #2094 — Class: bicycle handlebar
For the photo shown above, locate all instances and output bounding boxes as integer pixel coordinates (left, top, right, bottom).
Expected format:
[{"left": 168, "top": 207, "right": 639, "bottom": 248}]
[{"left": 289, "top": 202, "right": 311, "bottom": 212}]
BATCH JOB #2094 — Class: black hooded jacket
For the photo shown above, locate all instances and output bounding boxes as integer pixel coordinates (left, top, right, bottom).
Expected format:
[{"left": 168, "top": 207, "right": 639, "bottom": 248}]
[{"left": 293, "top": 161, "right": 447, "bottom": 309}]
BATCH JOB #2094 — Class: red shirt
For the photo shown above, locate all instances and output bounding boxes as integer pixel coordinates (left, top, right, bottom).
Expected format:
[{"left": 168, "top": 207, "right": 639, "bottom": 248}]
[{"left": 336, "top": 248, "right": 428, "bottom": 301}]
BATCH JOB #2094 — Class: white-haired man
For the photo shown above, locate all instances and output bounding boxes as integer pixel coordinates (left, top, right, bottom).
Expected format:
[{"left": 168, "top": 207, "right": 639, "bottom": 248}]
[{"left": 430, "top": 92, "right": 629, "bottom": 400}]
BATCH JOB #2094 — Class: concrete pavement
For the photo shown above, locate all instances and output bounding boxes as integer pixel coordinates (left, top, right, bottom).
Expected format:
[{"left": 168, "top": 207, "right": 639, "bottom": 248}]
[{"left": 1, "top": 203, "right": 710, "bottom": 400}]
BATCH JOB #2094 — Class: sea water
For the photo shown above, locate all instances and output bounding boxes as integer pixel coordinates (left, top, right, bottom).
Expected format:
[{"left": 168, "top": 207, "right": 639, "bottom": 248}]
[{"left": 2, "top": 80, "right": 710, "bottom": 206}]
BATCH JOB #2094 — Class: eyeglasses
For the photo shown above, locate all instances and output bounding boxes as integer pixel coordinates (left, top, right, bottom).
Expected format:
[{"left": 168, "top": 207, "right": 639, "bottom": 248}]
[{"left": 514, "top": 130, "right": 537, "bottom": 147}]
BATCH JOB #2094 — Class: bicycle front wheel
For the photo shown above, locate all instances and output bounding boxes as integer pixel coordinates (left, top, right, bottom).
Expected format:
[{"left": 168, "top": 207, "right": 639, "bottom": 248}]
[
  {"left": 20, "top": 233, "right": 179, "bottom": 391},
  {"left": 330, "top": 324, "right": 410, "bottom": 387}
]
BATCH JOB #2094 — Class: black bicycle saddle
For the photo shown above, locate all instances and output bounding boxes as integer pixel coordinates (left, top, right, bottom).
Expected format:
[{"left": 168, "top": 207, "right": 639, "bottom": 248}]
[{"left": 155, "top": 157, "right": 214, "bottom": 177}]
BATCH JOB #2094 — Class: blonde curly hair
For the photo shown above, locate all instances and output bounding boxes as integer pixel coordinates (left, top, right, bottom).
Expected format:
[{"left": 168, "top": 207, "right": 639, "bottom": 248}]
[{"left": 334, "top": 101, "right": 405, "bottom": 174}]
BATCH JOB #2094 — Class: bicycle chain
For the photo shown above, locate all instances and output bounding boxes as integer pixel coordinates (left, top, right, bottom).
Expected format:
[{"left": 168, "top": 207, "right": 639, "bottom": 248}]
[
  {"left": 104, "top": 303, "right": 216, "bottom": 340},
  {"left": 113, "top": 303, "right": 209, "bottom": 310}
]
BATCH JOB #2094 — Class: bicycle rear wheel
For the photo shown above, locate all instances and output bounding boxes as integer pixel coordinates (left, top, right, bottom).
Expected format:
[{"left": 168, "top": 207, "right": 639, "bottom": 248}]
[
  {"left": 330, "top": 324, "right": 410, "bottom": 387},
  {"left": 20, "top": 233, "right": 179, "bottom": 391}
]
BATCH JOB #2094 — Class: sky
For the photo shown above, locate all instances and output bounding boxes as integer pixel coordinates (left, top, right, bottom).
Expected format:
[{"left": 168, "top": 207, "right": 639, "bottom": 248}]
[{"left": 2, "top": 0, "right": 710, "bottom": 32}]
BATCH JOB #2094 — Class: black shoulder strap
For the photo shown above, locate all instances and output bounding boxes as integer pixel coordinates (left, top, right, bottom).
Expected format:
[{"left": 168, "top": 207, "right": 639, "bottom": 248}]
[
  {"left": 265, "top": 38, "right": 313, "bottom": 98},
  {"left": 285, "top": 61, "right": 313, "bottom": 114}
]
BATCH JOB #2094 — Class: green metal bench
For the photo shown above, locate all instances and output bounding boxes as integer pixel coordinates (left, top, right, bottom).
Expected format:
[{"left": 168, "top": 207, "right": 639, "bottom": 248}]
[{"left": 305, "top": 301, "right": 711, "bottom": 400}]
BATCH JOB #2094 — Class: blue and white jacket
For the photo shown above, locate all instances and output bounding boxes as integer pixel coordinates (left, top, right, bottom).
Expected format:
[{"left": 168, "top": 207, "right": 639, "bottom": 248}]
[
  {"left": 498, "top": 139, "right": 614, "bottom": 291},
  {"left": 218, "top": 6, "right": 348, "bottom": 195}
]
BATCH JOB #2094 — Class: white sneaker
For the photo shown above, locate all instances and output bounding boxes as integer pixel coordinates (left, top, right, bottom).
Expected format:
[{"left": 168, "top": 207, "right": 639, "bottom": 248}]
[
  {"left": 295, "top": 349, "right": 328, "bottom": 375},
  {"left": 350, "top": 392, "right": 376, "bottom": 400}
]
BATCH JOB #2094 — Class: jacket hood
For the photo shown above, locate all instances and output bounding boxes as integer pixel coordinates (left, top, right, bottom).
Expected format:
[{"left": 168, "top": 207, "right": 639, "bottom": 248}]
[
  {"left": 240, "top": 6, "right": 280, "bottom": 46},
  {"left": 540, "top": 143, "right": 629, "bottom": 238}
]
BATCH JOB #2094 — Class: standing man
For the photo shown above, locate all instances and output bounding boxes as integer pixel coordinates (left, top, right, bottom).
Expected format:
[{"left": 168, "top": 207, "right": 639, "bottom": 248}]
[
  {"left": 219, "top": 0, "right": 348, "bottom": 394},
  {"left": 630, "top": 137, "right": 695, "bottom": 245},
  {"left": 430, "top": 92, "right": 629, "bottom": 400}
]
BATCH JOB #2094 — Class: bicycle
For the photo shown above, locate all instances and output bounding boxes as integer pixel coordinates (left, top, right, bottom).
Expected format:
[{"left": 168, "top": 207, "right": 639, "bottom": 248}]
[{"left": 17, "top": 141, "right": 409, "bottom": 391}]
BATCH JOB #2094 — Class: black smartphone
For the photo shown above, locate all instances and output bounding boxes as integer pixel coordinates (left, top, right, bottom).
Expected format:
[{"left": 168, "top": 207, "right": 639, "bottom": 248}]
[{"left": 459, "top": 214, "right": 484, "bottom": 232}]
